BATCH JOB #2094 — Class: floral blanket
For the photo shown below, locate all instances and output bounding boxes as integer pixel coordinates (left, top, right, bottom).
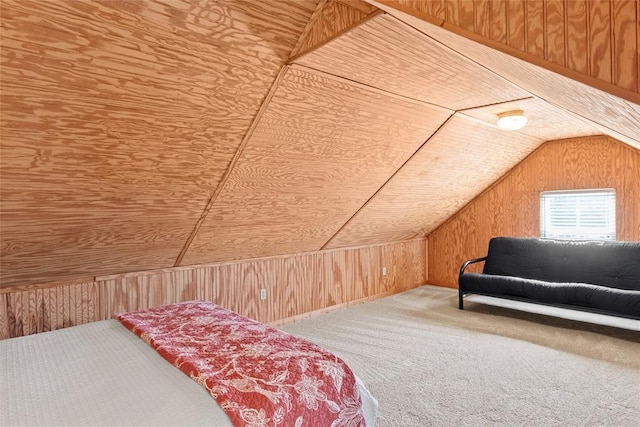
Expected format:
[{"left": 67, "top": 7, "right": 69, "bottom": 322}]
[{"left": 117, "top": 301, "right": 365, "bottom": 427}]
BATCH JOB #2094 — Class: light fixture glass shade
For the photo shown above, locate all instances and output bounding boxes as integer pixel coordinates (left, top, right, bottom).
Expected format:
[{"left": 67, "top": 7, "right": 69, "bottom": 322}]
[{"left": 496, "top": 109, "right": 527, "bottom": 130}]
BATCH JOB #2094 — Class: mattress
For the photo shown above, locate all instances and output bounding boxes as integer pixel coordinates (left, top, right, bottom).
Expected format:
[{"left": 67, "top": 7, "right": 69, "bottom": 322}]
[{"left": 1, "top": 319, "right": 377, "bottom": 426}]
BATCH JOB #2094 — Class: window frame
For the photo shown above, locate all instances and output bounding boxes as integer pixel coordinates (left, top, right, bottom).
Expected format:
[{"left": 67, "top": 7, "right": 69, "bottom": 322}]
[{"left": 539, "top": 188, "right": 616, "bottom": 241}]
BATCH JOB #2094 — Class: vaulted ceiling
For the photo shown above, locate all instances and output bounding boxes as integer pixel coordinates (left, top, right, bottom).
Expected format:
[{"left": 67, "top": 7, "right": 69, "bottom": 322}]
[{"left": 1, "top": 0, "right": 638, "bottom": 288}]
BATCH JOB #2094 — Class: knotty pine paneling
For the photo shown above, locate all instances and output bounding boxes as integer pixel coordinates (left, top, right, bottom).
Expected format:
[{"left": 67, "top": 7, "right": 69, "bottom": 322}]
[
  {"left": 427, "top": 136, "right": 640, "bottom": 288},
  {"left": 327, "top": 115, "right": 543, "bottom": 248},
  {"left": 294, "top": 13, "right": 529, "bottom": 110},
  {"left": 0, "top": 0, "right": 316, "bottom": 288},
  {"left": 181, "top": 66, "right": 450, "bottom": 265},
  {"left": 0, "top": 240, "right": 426, "bottom": 339},
  {"left": 370, "top": 4, "right": 640, "bottom": 150},
  {"left": 381, "top": 0, "right": 638, "bottom": 94}
]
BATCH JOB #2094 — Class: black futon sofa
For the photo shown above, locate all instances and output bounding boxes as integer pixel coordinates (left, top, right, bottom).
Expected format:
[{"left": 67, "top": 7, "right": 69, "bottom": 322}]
[{"left": 458, "top": 237, "right": 640, "bottom": 320}]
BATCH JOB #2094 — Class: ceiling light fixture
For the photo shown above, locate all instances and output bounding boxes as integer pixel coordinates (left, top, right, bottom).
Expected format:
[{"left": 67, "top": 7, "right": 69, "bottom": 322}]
[{"left": 496, "top": 109, "right": 528, "bottom": 131}]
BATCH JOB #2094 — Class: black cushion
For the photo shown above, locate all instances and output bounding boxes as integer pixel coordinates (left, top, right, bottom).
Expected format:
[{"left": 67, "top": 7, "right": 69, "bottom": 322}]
[
  {"left": 460, "top": 272, "right": 640, "bottom": 319},
  {"left": 482, "top": 237, "right": 640, "bottom": 291}
]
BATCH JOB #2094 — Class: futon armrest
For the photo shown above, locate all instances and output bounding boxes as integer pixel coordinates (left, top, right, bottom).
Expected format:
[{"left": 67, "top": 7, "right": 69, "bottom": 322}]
[
  {"left": 458, "top": 256, "right": 487, "bottom": 310},
  {"left": 459, "top": 256, "right": 488, "bottom": 278}
]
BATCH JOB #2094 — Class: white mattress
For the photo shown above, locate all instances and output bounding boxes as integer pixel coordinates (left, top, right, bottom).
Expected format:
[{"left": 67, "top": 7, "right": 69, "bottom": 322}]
[{"left": 1, "top": 319, "right": 377, "bottom": 426}]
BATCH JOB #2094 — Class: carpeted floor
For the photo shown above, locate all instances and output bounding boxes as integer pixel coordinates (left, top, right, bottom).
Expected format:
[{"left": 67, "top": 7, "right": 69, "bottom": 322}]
[{"left": 279, "top": 285, "right": 640, "bottom": 427}]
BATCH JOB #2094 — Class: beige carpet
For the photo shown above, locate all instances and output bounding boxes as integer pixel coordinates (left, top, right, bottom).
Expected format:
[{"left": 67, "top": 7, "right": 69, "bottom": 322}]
[{"left": 279, "top": 285, "right": 640, "bottom": 427}]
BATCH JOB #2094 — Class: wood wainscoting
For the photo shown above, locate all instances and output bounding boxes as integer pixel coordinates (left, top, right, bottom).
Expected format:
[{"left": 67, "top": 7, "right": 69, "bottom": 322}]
[{"left": 0, "top": 239, "right": 426, "bottom": 339}]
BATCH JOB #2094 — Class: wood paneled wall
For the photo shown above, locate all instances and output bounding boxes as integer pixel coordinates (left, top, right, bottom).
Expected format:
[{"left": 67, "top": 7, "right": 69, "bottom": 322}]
[
  {"left": 0, "top": 239, "right": 426, "bottom": 339},
  {"left": 426, "top": 136, "right": 640, "bottom": 288},
  {"left": 381, "top": 0, "right": 639, "bottom": 96}
]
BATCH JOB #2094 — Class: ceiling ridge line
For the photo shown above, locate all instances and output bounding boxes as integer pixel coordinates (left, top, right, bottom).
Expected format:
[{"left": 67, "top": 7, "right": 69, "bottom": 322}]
[
  {"left": 319, "top": 113, "right": 455, "bottom": 251},
  {"left": 173, "top": 65, "right": 291, "bottom": 267},
  {"left": 290, "top": 63, "right": 451, "bottom": 112}
]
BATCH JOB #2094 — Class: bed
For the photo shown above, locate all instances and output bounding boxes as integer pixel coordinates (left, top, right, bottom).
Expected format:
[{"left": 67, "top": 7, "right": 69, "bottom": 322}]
[{"left": 1, "top": 301, "right": 377, "bottom": 426}]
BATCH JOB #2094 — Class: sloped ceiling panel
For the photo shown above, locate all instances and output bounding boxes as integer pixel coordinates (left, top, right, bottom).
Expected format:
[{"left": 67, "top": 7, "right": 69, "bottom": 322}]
[
  {"left": 181, "top": 66, "right": 452, "bottom": 265},
  {"left": 0, "top": 0, "right": 316, "bottom": 287},
  {"left": 294, "top": 13, "right": 530, "bottom": 110},
  {"left": 328, "top": 94, "right": 602, "bottom": 248},
  {"left": 290, "top": 0, "right": 375, "bottom": 58},
  {"left": 459, "top": 97, "right": 601, "bottom": 141},
  {"left": 326, "top": 115, "right": 544, "bottom": 247},
  {"left": 367, "top": 1, "right": 640, "bottom": 150},
  {"left": 291, "top": 10, "right": 602, "bottom": 249}
]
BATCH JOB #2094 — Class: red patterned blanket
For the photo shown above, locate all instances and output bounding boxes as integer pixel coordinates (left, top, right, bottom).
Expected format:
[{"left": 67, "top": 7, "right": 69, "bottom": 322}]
[{"left": 118, "top": 301, "right": 365, "bottom": 427}]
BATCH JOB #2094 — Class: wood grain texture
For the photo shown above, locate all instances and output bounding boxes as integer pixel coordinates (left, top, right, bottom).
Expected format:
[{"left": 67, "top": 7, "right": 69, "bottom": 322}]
[
  {"left": 369, "top": 4, "right": 640, "bottom": 150},
  {"left": 474, "top": 0, "right": 492, "bottom": 39},
  {"left": 612, "top": 0, "right": 638, "bottom": 92},
  {"left": 589, "top": 0, "right": 613, "bottom": 83},
  {"left": 174, "top": 65, "right": 293, "bottom": 267},
  {"left": 527, "top": 0, "right": 546, "bottom": 57},
  {"left": 327, "top": 115, "right": 544, "bottom": 248},
  {"left": 566, "top": 0, "right": 589, "bottom": 75},
  {"left": 457, "top": 0, "right": 475, "bottom": 31},
  {"left": 444, "top": 0, "right": 458, "bottom": 27},
  {"left": 291, "top": 0, "right": 372, "bottom": 58},
  {"left": 290, "top": 0, "right": 329, "bottom": 59},
  {"left": 181, "top": 66, "right": 450, "bottom": 265},
  {"left": 459, "top": 97, "right": 601, "bottom": 141},
  {"left": 506, "top": 0, "right": 525, "bottom": 51},
  {"left": 0, "top": 239, "right": 426, "bottom": 339},
  {"left": 545, "top": 0, "right": 565, "bottom": 67},
  {"left": 491, "top": 0, "right": 507, "bottom": 44},
  {"left": 334, "top": 0, "right": 378, "bottom": 14},
  {"left": 295, "top": 13, "right": 530, "bottom": 110},
  {"left": 428, "top": 0, "right": 447, "bottom": 21},
  {"left": 383, "top": 0, "right": 639, "bottom": 95},
  {"left": 0, "top": 0, "right": 316, "bottom": 289},
  {"left": 427, "top": 136, "right": 640, "bottom": 288}
]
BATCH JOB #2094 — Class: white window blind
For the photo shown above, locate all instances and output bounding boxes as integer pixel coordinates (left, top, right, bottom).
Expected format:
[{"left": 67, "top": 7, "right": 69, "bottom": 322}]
[{"left": 540, "top": 189, "right": 616, "bottom": 240}]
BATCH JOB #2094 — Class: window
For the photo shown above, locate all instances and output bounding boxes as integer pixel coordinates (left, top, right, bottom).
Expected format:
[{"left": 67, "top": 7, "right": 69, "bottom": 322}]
[{"left": 540, "top": 189, "right": 616, "bottom": 241}]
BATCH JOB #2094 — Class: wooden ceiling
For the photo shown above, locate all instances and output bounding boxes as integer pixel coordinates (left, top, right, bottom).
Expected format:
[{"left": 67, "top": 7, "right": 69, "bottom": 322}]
[
  {"left": 0, "top": 0, "right": 317, "bottom": 286},
  {"left": 368, "top": 0, "right": 640, "bottom": 150},
  {"left": 182, "top": 65, "right": 451, "bottom": 265},
  {"left": 295, "top": 13, "right": 530, "bottom": 109},
  {"left": 0, "top": 0, "right": 635, "bottom": 288}
]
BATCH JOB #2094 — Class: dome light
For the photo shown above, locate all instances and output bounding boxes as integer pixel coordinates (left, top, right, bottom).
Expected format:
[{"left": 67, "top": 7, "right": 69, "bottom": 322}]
[{"left": 496, "top": 109, "right": 528, "bottom": 131}]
